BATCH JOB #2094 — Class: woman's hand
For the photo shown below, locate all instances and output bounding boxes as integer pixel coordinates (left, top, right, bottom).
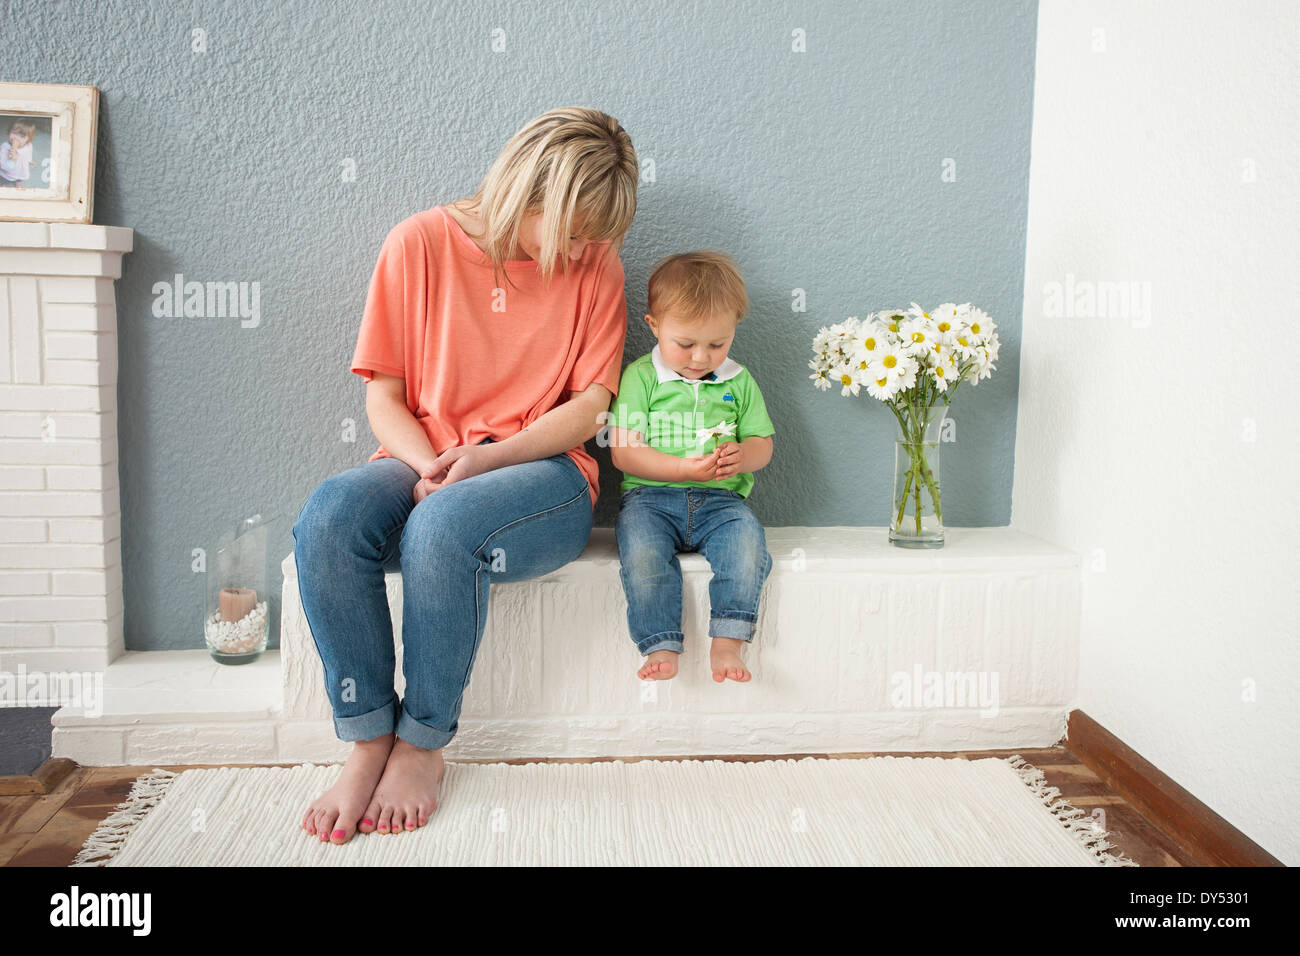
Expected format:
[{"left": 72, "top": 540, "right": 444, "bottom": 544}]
[
  {"left": 713, "top": 441, "right": 745, "bottom": 481},
  {"left": 411, "top": 443, "right": 501, "bottom": 504},
  {"left": 412, "top": 476, "right": 443, "bottom": 506}
]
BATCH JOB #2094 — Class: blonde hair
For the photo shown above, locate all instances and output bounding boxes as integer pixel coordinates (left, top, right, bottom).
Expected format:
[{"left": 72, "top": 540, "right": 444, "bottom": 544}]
[
  {"left": 454, "top": 107, "right": 638, "bottom": 289},
  {"left": 7, "top": 120, "right": 36, "bottom": 146},
  {"left": 647, "top": 251, "right": 749, "bottom": 326}
]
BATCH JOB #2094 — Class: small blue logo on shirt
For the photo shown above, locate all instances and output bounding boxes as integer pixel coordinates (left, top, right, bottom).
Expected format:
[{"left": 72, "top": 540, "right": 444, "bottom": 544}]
[{"left": 723, "top": 393, "right": 734, "bottom": 402}]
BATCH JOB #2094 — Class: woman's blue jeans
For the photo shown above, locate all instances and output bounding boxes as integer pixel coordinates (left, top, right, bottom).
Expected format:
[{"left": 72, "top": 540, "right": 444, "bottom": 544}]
[
  {"left": 291, "top": 439, "right": 593, "bottom": 750},
  {"left": 615, "top": 485, "right": 773, "bottom": 656}
]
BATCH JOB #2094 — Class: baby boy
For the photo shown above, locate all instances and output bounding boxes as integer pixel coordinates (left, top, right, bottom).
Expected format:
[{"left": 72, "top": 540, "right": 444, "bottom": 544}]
[{"left": 606, "top": 251, "right": 775, "bottom": 683}]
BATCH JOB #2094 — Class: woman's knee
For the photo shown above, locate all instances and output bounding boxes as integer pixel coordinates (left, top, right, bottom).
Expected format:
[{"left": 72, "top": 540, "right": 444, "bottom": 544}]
[
  {"left": 399, "top": 496, "right": 474, "bottom": 560},
  {"left": 292, "top": 476, "right": 346, "bottom": 546},
  {"left": 294, "top": 463, "right": 408, "bottom": 548}
]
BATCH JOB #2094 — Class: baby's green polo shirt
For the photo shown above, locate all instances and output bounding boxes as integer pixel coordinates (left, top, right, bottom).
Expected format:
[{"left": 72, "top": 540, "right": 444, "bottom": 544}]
[{"left": 606, "top": 344, "right": 775, "bottom": 498}]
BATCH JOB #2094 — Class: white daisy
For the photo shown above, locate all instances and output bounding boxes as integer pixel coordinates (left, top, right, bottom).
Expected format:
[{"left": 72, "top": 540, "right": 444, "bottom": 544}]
[
  {"left": 864, "top": 363, "right": 900, "bottom": 401},
  {"left": 833, "top": 362, "right": 861, "bottom": 397},
  {"left": 929, "top": 302, "right": 959, "bottom": 333},
  {"left": 808, "top": 359, "right": 833, "bottom": 391},
  {"left": 873, "top": 309, "right": 910, "bottom": 335},
  {"left": 897, "top": 313, "right": 938, "bottom": 360},
  {"left": 928, "top": 348, "right": 959, "bottom": 392},
  {"left": 966, "top": 306, "right": 994, "bottom": 341}
]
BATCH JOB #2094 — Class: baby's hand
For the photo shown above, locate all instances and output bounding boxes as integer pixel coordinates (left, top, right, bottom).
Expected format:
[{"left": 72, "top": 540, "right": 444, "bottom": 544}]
[
  {"left": 678, "top": 448, "right": 721, "bottom": 482},
  {"left": 713, "top": 441, "right": 744, "bottom": 480}
]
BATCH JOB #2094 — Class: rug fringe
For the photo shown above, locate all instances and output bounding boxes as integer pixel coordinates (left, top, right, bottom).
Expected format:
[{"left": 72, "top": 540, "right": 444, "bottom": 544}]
[
  {"left": 70, "top": 768, "right": 182, "bottom": 867},
  {"left": 1004, "top": 755, "right": 1138, "bottom": 867}
]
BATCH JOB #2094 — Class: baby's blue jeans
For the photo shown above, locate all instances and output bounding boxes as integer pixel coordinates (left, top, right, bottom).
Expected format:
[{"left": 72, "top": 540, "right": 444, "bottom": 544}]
[
  {"left": 291, "top": 439, "right": 592, "bottom": 750},
  {"left": 615, "top": 485, "right": 773, "bottom": 656}
]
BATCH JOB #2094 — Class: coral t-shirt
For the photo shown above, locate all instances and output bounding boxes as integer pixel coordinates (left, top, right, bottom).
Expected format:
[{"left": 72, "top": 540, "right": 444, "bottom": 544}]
[{"left": 349, "top": 205, "right": 628, "bottom": 509}]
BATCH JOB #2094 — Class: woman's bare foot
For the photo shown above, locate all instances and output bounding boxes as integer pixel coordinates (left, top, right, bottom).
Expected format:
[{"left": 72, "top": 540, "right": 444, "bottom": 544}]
[
  {"left": 638, "top": 649, "right": 679, "bottom": 680},
  {"left": 301, "top": 732, "right": 394, "bottom": 845},
  {"left": 710, "top": 637, "right": 751, "bottom": 682},
  {"left": 362, "top": 737, "right": 446, "bottom": 834}
]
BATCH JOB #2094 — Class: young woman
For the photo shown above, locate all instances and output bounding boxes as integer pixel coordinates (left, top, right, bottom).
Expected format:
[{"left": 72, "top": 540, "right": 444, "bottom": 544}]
[{"left": 292, "top": 107, "right": 638, "bottom": 844}]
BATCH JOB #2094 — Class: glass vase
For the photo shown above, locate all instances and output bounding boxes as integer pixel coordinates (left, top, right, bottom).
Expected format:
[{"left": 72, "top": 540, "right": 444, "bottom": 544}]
[
  {"left": 889, "top": 400, "right": 951, "bottom": 549},
  {"left": 203, "top": 513, "right": 271, "bottom": 664}
]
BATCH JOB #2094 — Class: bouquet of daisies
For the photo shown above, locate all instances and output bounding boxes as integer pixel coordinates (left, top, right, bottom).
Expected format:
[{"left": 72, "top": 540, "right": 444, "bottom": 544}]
[{"left": 809, "top": 303, "right": 1000, "bottom": 536}]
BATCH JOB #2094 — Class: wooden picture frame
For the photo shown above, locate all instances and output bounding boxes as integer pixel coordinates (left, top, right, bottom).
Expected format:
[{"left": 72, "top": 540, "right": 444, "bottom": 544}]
[{"left": 0, "top": 82, "right": 99, "bottom": 224}]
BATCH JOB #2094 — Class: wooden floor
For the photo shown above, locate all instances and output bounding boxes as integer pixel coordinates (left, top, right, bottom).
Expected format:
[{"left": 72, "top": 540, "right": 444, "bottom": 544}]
[{"left": 0, "top": 746, "right": 1200, "bottom": 866}]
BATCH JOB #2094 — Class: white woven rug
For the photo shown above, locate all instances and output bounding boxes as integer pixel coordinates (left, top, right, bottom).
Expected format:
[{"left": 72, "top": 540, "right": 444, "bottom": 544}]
[{"left": 72, "top": 755, "right": 1136, "bottom": 867}]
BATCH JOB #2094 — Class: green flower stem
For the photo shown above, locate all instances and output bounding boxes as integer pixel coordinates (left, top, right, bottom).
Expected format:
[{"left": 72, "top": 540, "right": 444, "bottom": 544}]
[
  {"left": 888, "top": 402, "right": 918, "bottom": 528},
  {"left": 886, "top": 392, "right": 947, "bottom": 533},
  {"left": 913, "top": 460, "right": 922, "bottom": 534},
  {"left": 899, "top": 440, "right": 941, "bottom": 531},
  {"left": 899, "top": 461, "right": 931, "bottom": 529},
  {"left": 894, "top": 451, "right": 919, "bottom": 527},
  {"left": 916, "top": 445, "right": 943, "bottom": 524}
]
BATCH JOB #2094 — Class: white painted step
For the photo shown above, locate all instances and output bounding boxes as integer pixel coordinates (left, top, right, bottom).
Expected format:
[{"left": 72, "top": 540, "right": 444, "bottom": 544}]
[
  {"left": 52, "top": 526, "right": 1080, "bottom": 765},
  {"left": 50, "top": 649, "right": 281, "bottom": 765}
]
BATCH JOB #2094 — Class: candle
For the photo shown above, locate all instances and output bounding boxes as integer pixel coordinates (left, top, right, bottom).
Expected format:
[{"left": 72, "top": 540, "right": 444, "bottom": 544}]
[{"left": 219, "top": 587, "right": 257, "bottom": 622}]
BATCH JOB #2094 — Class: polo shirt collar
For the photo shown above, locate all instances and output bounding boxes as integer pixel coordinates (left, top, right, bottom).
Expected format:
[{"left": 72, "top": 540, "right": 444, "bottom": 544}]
[{"left": 651, "top": 343, "right": 744, "bottom": 385}]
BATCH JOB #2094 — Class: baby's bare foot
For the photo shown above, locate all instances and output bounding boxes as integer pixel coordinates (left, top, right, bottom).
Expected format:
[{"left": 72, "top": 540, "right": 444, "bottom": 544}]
[
  {"left": 301, "top": 732, "right": 394, "bottom": 845},
  {"left": 638, "top": 649, "right": 679, "bottom": 680},
  {"left": 710, "top": 637, "right": 751, "bottom": 683},
  {"left": 363, "top": 737, "right": 446, "bottom": 834}
]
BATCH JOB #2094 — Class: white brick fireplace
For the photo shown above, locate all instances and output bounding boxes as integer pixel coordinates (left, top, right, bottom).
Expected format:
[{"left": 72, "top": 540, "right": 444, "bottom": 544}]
[{"left": 1, "top": 222, "right": 132, "bottom": 674}]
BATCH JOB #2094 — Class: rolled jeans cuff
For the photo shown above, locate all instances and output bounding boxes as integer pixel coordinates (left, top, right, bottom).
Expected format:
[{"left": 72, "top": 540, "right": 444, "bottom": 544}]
[
  {"left": 637, "top": 631, "right": 685, "bottom": 657},
  {"left": 395, "top": 708, "right": 456, "bottom": 751},
  {"left": 710, "top": 615, "right": 756, "bottom": 641},
  {"left": 332, "top": 695, "right": 400, "bottom": 742}
]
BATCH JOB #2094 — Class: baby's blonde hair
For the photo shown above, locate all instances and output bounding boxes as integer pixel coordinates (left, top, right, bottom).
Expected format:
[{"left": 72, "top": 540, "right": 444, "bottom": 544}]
[
  {"left": 647, "top": 251, "right": 749, "bottom": 326},
  {"left": 456, "top": 107, "right": 638, "bottom": 289},
  {"left": 7, "top": 120, "right": 36, "bottom": 146}
]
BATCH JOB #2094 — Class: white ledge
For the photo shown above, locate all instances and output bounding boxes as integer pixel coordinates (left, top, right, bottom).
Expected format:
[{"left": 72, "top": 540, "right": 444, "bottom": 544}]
[
  {"left": 51, "top": 649, "right": 281, "bottom": 728},
  {"left": 51, "top": 526, "right": 1083, "bottom": 765},
  {"left": 279, "top": 527, "right": 1079, "bottom": 583},
  {"left": 0, "top": 221, "right": 134, "bottom": 252}
]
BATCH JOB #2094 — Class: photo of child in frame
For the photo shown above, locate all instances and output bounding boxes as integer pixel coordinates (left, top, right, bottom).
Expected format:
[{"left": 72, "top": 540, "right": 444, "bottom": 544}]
[{"left": 0, "top": 113, "right": 53, "bottom": 188}]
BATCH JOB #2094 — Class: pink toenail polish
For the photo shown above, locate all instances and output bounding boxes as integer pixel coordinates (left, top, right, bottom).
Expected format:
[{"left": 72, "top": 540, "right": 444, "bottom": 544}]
[
  {"left": 332, "top": 829, "right": 345, "bottom": 838},
  {"left": 362, "top": 818, "right": 373, "bottom": 826}
]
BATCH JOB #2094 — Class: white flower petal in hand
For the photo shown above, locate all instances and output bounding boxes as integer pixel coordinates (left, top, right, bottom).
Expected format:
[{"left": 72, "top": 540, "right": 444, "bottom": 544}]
[{"left": 694, "top": 419, "right": 737, "bottom": 449}]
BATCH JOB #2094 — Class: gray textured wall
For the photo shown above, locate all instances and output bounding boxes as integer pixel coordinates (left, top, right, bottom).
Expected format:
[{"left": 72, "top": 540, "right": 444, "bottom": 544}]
[{"left": 11, "top": 0, "right": 1038, "bottom": 651}]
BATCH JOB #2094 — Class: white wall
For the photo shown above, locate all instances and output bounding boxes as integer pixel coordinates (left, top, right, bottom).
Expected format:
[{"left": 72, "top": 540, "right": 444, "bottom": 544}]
[{"left": 1014, "top": 0, "right": 1300, "bottom": 864}]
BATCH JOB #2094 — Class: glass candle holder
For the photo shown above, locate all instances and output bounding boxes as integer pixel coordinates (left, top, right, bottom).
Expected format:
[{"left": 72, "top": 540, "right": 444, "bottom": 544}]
[{"left": 204, "top": 513, "right": 271, "bottom": 664}]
